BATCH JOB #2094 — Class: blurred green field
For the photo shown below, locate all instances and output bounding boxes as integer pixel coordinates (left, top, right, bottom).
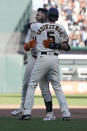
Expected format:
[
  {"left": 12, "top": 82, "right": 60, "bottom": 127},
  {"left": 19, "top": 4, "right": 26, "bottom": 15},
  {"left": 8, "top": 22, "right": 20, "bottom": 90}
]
[
  {"left": 0, "top": 94, "right": 87, "bottom": 131},
  {"left": 0, "top": 117, "right": 87, "bottom": 131},
  {"left": 0, "top": 94, "right": 87, "bottom": 106}
]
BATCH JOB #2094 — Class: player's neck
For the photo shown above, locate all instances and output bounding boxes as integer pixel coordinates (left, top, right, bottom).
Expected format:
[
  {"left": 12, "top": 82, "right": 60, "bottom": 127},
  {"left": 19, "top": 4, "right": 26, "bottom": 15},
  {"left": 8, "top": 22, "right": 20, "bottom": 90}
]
[
  {"left": 48, "top": 20, "right": 55, "bottom": 24},
  {"left": 49, "top": 22, "right": 55, "bottom": 24}
]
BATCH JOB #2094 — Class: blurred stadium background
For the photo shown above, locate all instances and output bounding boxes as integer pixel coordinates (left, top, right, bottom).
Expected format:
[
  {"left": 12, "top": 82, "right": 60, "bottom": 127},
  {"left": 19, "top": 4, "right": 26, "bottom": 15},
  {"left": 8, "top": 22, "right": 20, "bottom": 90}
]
[{"left": 0, "top": 0, "right": 87, "bottom": 95}]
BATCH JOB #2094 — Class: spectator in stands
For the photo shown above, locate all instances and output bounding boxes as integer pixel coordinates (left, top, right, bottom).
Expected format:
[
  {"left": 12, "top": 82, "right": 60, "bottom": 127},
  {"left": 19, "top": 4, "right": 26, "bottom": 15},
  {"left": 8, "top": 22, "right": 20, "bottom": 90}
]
[
  {"left": 58, "top": 0, "right": 87, "bottom": 47},
  {"left": 43, "top": 0, "right": 58, "bottom": 9},
  {"left": 43, "top": 0, "right": 49, "bottom": 8},
  {"left": 81, "top": 27, "right": 87, "bottom": 46}
]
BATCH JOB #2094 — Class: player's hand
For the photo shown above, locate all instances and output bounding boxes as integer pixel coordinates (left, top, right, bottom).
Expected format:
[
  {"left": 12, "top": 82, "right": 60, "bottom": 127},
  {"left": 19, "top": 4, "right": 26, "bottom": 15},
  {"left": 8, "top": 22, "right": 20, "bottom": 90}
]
[
  {"left": 24, "top": 43, "right": 30, "bottom": 51},
  {"left": 24, "top": 40, "right": 36, "bottom": 51},
  {"left": 43, "top": 38, "right": 54, "bottom": 48},
  {"left": 60, "top": 41, "right": 70, "bottom": 51},
  {"left": 28, "top": 40, "right": 36, "bottom": 48}
]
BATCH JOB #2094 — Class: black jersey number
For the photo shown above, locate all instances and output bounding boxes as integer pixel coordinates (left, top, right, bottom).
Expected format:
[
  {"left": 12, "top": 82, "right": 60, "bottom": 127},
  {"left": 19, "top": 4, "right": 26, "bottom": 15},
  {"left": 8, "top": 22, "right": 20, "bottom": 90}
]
[
  {"left": 47, "top": 31, "right": 55, "bottom": 41},
  {"left": 32, "top": 35, "right": 36, "bottom": 40}
]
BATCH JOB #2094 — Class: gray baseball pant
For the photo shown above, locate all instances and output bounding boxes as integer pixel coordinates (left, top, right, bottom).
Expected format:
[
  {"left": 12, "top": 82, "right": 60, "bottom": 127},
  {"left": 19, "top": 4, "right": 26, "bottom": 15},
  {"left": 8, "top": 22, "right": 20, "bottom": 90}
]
[
  {"left": 20, "top": 55, "right": 52, "bottom": 110},
  {"left": 23, "top": 54, "right": 71, "bottom": 117}
]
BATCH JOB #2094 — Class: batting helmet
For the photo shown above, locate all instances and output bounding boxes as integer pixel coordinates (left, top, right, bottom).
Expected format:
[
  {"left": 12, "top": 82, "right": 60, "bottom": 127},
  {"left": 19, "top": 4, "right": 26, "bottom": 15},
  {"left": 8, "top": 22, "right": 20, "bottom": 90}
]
[{"left": 47, "top": 7, "right": 59, "bottom": 22}]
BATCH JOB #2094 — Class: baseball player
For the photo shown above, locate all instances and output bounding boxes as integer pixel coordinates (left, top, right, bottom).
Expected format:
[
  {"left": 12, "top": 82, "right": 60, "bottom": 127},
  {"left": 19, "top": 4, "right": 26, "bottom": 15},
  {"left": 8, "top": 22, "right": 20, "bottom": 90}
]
[
  {"left": 11, "top": 8, "right": 55, "bottom": 120},
  {"left": 19, "top": 7, "right": 71, "bottom": 121}
]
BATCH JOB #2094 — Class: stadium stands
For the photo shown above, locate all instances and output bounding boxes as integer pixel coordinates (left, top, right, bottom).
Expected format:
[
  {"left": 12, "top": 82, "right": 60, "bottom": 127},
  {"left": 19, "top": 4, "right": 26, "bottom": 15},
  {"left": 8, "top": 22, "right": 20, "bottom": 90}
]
[
  {"left": 59, "top": 54, "right": 87, "bottom": 81},
  {"left": 61, "top": 67, "right": 75, "bottom": 81},
  {"left": 77, "top": 67, "right": 87, "bottom": 80}
]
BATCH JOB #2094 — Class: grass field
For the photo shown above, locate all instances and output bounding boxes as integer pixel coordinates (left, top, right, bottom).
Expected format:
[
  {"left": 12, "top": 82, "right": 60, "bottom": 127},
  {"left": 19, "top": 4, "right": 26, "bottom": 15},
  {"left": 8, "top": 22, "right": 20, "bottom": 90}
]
[
  {"left": 0, "top": 93, "right": 87, "bottom": 106},
  {"left": 0, "top": 94, "right": 87, "bottom": 131},
  {"left": 0, "top": 117, "right": 87, "bottom": 131}
]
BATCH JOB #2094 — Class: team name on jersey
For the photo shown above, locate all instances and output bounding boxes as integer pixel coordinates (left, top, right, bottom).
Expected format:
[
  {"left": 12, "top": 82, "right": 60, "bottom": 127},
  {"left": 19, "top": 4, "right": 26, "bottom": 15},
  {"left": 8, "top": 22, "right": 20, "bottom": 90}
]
[{"left": 37, "top": 24, "right": 64, "bottom": 37}]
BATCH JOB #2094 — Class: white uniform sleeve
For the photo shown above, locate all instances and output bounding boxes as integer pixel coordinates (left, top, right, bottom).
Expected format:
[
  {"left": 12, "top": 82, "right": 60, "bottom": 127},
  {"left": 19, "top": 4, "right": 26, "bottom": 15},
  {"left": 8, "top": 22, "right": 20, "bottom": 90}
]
[
  {"left": 25, "top": 30, "right": 32, "bottom": 43},
  {"left": 60, "top": 25, "right": 69, "bottom": 43},
  {"left": 30, "top": 22, "right": 40, "bottom": 32}
]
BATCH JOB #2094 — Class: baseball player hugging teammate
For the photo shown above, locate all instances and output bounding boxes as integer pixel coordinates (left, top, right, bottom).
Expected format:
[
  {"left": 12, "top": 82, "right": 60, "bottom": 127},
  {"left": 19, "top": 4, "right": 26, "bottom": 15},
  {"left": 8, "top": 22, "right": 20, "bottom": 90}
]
[
  {"left": 11, "top": 8, "right": 56, "bottom": 120},
  {"left": 18, "top": 7, "right": 71, "bottom": 121}
]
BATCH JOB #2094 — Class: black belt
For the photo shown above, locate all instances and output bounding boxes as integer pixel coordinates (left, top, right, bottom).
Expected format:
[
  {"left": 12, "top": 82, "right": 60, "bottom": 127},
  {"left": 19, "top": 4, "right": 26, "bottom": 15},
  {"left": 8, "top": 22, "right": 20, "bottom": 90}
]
[{"left": 41, "top": 52, "right": 58, "bottom": 56}]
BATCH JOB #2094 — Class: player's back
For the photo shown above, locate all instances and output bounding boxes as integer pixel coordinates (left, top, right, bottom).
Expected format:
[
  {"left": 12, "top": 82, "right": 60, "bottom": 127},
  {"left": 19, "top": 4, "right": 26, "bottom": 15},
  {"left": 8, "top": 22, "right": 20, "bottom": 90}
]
[{"left": 31, "top": 22, "right": 68, "bottom": 53}]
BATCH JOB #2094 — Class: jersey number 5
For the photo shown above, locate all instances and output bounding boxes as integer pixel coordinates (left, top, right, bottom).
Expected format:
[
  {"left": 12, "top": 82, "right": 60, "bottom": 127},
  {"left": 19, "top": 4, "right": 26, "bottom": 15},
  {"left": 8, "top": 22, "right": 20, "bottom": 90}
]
[{"left": 47, "top": 31, "right": 55, "bottom": 41}]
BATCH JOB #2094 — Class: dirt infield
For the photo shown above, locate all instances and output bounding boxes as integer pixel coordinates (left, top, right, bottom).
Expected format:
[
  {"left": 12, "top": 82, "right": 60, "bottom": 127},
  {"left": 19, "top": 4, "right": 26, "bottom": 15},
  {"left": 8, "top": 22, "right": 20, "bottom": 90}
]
[{"left": 0, "top": 105, "right": 87, "bottom": 118}]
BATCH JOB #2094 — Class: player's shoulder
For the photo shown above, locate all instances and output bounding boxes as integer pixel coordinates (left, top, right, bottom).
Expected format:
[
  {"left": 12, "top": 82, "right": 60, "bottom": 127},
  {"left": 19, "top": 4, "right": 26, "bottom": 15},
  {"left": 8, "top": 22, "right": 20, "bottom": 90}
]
[
  {"left": 31, "top": 22, "right": 42, "bottom": 27},
  {"left": 26, "top": 22, "right": 37, "bottom": 29},
  {"left": 56, "top": 23, "right": 67, "bottom": 34},
  {"left": 31, "top": 22, "right": 42, "bottom": 31},
  {"left": 56, "top": 23, "right": 65, "bottom": 30},
  {"left": 29, "top": 22, "right": 36, "bottom": 28}
]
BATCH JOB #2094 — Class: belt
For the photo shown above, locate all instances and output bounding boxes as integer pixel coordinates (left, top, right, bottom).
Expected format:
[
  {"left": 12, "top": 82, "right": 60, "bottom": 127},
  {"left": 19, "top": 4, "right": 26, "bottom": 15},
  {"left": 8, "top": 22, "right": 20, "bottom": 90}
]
[{"left": 41, "top": 52, "right": 58, "bottom": 56}]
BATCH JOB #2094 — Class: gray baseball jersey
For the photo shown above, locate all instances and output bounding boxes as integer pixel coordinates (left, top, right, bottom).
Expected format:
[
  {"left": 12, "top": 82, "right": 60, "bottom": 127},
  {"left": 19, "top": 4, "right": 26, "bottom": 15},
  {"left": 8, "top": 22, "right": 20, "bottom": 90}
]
[{"left": 30, "top": 22, "right": 69, "bottom": 54}]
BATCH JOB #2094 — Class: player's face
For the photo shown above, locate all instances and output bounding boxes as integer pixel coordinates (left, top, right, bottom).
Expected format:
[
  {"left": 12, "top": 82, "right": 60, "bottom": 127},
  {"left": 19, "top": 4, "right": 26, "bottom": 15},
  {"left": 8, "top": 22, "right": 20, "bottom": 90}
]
[{"left": 35, "top": 11, "right": 46, "bottom": 22}]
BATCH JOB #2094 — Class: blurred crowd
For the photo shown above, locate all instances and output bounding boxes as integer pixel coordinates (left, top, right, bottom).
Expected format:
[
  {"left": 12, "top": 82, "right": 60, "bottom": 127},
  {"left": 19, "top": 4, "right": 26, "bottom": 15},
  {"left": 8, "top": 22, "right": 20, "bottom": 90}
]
[
  {"left": 43, "top": 0, "right": 58, "bottom": 8},
  {"left": 43, "top": 0, "right": 87, "bottom": 47}
]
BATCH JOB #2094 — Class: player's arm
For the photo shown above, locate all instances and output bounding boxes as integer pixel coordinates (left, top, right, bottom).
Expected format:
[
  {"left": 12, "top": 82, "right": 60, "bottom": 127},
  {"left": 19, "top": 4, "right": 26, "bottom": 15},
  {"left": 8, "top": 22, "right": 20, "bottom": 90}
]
[
  {"left": 24, "top": 40, "right": 36, "bottom": 51},
  {"left": 49, "top": 40, "right": 70, "bottom": 51},
  {"left": 56, "top": 26, "right": 71, "bottom": 51},
  {"left": 57, "top": 41, "right": 70, "bottom": 51},
  {"left": 43, "top": 39, "right": 70, "bottom": 51},
  {"left": 24, "top": 30, "right": 36, "bottom": 51}
]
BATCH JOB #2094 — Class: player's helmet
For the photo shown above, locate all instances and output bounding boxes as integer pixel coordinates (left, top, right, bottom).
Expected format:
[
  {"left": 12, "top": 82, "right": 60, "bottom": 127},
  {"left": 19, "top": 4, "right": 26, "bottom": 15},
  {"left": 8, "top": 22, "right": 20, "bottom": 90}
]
[{"left": 47, "top": 7, "right": 59, "bottom": 22}]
